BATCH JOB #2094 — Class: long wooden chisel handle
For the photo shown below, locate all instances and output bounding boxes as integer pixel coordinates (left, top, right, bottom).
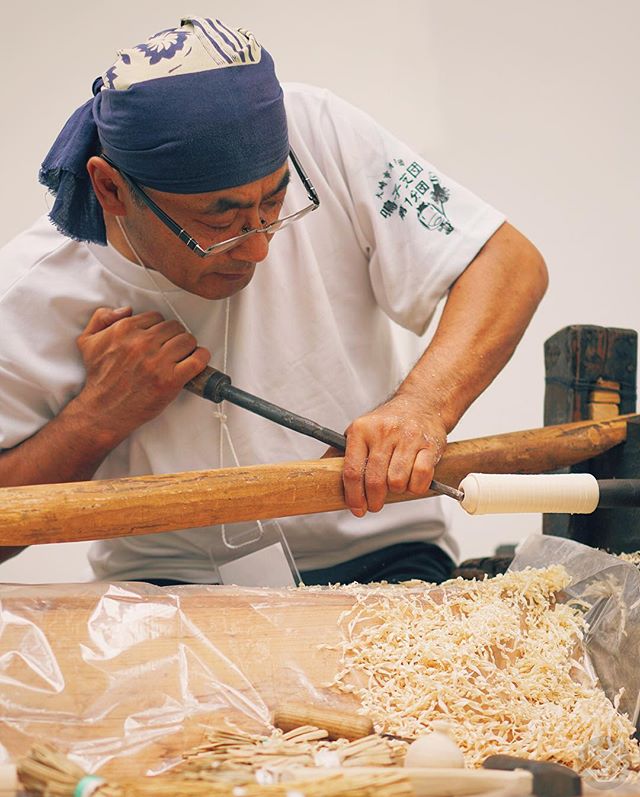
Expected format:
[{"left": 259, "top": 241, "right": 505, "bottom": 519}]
[{"left": 0, "top": 415, "right": 634, "bottom": 546}]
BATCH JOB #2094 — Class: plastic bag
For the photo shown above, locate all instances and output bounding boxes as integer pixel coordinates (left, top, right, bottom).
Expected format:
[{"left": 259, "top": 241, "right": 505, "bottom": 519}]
[
  {"left": 510, "top": 534, "right": 640, "bottom": 725},
  {"left": 0, "top": 580, "right": 356, "bottom": 777}
]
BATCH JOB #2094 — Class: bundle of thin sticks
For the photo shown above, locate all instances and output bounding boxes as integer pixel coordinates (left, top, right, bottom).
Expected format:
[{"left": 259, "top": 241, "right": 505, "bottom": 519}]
[
  {"left": 179, "top": 724, "right": 405, "bottom": 774},
  {"left": 18, "top": 738, "right": 413, "bottom": 797}
]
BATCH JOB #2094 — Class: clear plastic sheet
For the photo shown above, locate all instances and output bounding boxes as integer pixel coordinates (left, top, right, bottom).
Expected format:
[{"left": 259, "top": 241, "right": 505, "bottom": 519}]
[
  {"left": 1, "top": 534, "right": 639, "bottom": 780},
  {"left": 510, "top": 534, "right": 640, "bottom": 725},
  {"left": 0, "top": 581, "right": 358, "bottom": 778}
]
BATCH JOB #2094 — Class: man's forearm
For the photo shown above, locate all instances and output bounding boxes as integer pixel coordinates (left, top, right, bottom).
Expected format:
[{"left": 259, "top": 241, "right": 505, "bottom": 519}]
[
  {"left": 0, "top": 393, "right": 124, "bottom": 489},
  {"left": 396, "top": 222, "right": 548, "bottom": 433},
  {"left": 341, "top": 221, "right": 547, "bottom": 514}
]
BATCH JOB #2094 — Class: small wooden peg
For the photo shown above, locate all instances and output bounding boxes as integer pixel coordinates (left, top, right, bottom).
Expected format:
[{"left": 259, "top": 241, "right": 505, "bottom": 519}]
[{"left": 272, "top": 702, "right": 374, "bottom": 741}]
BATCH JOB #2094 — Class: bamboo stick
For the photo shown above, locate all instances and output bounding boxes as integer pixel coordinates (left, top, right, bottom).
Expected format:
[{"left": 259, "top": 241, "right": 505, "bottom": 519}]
[
  {"left": 272, "top": 703, "right": 375, "bottom": 741},
  {"left": 0, "top": 415, "right": 634, "bottom": 546}
]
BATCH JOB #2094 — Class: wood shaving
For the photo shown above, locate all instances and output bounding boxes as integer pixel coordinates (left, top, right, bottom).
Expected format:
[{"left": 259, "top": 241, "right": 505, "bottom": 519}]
[
  {"left": 178, "top": 726, "right": 404, "bottom": 775},
  {"left": 327, "top": 566, "right": 640, "bottom": 779}
]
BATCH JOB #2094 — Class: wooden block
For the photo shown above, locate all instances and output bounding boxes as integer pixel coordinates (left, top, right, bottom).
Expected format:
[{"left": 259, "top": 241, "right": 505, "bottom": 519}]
[
  {"left": 544, "top": 326, "right": 636, "bottom": 425},
  {"left": 543, "top": 325, "right": 637, "bottom": 541},
  {"left": 588, "top": 390, "right": 620, "bottom": 405},
  {"left": 588, "top": 403, "right": 620, "bottom": 421},
  {"left": 594, "top": 378, "right": 622, "bottom": 390}
]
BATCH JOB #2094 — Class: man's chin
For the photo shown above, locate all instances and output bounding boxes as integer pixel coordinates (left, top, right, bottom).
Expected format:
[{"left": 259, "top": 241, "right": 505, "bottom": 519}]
[{"left": 194, "top": 267, "right": 256, "bottom": 299}]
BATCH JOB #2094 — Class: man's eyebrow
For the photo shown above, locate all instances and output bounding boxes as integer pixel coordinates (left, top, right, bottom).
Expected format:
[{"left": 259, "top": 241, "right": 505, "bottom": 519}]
[
  {"left": 266, "top": 169, "right": 291, "bottom": 198},
  {"left": 199, "top": 169, "right": 291, "bottom": 215}
]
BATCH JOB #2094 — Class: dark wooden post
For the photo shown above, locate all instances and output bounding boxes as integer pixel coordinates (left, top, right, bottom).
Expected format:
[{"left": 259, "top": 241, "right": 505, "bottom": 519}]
[{"left": 543, "top": 325, "right": 638, "bottom": 551}]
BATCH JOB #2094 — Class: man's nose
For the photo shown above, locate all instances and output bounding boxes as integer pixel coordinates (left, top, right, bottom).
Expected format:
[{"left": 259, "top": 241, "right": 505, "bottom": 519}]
[{"left": 230, "top": 229, "right": 271, "bottom": 263}]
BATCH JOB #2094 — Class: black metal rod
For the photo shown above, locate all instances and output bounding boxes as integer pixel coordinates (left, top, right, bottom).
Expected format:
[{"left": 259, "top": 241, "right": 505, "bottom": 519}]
[
  {"left": 597, "top": 479, "right": 640, "bottom": 508},
  {"left": 221, "top": 383, "right": 348, "bottom": 450}
]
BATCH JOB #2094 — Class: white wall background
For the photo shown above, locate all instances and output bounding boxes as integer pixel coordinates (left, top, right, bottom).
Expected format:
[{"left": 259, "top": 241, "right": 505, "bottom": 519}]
[{"left": 0, "top": 0, "right": 638, "bottom": 583}]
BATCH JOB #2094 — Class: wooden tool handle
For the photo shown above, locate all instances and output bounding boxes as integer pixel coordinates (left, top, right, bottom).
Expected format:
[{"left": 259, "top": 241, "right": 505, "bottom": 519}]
[
  {"left": 272, "top": 702, "right": 374, "bottom": 741},
  {"left": 184, "top": 365, "right": 230, "bottom": 402},
  {"left": 0, "top": 415, "right": 633, "bottom": 546},
  {"left": 285, "top": 766, "right": 533, "bottom": 796}
]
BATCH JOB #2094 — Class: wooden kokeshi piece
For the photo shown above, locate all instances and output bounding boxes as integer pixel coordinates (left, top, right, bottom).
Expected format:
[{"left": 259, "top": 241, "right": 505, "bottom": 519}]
[{"left": 543, "top": 325, "right": 639, "bottom": 550}]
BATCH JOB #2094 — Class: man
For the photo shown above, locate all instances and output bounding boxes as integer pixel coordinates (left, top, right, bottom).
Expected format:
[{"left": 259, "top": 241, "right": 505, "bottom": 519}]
[{"left": 0, "top": 17, "right": 547, "bottom": 585}]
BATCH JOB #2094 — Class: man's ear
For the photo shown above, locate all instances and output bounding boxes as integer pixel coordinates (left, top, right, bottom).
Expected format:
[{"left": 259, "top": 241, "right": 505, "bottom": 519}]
[{"left": 86, "top": 156, "right": 129, "bottom": 216}]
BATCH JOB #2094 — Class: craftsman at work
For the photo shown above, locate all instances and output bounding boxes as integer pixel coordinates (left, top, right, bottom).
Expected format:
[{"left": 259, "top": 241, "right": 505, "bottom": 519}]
[{"left": 0, "top": 17, "right": 547, "bottom": 585}]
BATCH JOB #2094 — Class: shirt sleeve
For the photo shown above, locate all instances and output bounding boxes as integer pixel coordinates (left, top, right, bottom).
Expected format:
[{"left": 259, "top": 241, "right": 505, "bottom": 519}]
[
  {"left": 0, "top": 364, "right": 56, "bottom": 450},
  {"left": 298, "top": 87, "right": 506, "bottom": 335},
  {"left": 0, "top": 259, "right": 84, "bottom": 451}
]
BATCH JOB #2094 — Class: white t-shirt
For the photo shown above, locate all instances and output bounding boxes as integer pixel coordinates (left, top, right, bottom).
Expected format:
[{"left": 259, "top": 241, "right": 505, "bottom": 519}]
[{"left": 0, "top": 84, "right": 505, "bottom": 581}]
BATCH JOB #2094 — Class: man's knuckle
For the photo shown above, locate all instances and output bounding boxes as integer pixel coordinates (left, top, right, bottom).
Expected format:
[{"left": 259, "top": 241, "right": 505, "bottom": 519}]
[
  {"left": 388, "top": 473, "right": 407, "bottom": 491},
  {"left": 409, "top": 479, "right": 431, "bottom": 496},
  {"left": 138, "top": 311, "right": 163, "bottom": 327},
  {"left": 152, "top": 372, "right": 174, "bottom": 393},
  {"left": 342, "top": 464, "right": 362, "bottom": 482},
  {"left": 125, "top": 339, "right": 145, "bottom": 357},
  {"left": 110, "top": 316, "right": 131, "bottom": 335},
  {"left": 382, "top": 417, "right": 401, "bottom": 432},
  {"left": 348, "top": 418, "right": 366, "bottom": 435},
  {"left": 166, "top": 320, "right": 184, "bottom": 337}
]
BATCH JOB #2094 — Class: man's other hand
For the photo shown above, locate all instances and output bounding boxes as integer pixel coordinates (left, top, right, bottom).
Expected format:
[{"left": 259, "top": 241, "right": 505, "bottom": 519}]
[
  {"left": 342, "top": 396, "right": 447, "bottom": 517},
  {"left": 75, "top": 307, "right": 210, "bottom": 445}
]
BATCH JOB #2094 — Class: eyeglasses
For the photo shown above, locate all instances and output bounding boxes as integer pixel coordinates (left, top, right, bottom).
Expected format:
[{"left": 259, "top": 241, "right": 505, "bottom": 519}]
[{"left": 102, "top": 149, "right": 319, "bottom": 258}]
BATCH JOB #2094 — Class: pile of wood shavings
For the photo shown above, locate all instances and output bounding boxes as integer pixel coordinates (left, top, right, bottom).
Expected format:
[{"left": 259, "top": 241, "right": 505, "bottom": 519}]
[
  {"left": 327, "top": 566, "right": 640, "bottom": 779},
  {"left": 618, "top": 551, "right": 640, "bottom": 568}
]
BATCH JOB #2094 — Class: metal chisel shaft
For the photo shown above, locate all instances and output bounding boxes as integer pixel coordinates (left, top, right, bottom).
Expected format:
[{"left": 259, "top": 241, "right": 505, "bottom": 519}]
[{"left": 185, "top": 366, "right": 461, "bottom": 500}]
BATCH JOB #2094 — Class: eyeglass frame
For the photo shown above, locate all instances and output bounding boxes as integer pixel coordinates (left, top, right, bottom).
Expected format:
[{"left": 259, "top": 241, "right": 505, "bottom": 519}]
[{"left": 101, "top": 148, "right": 320, "bottom": 257}]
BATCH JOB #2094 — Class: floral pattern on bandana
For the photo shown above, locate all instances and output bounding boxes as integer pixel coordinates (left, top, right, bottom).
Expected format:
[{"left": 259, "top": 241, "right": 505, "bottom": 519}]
[
  {"left": 135, "top": 29, "right": 188, "bottom": 65},
  {"left": 100, "top": 18, "right": 263, "bottom": 91}
]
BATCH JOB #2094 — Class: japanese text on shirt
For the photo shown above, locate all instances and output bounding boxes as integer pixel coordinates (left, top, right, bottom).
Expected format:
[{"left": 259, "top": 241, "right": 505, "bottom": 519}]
[{"left": 376, "top": 159, "right": 454, "bottom": 235}]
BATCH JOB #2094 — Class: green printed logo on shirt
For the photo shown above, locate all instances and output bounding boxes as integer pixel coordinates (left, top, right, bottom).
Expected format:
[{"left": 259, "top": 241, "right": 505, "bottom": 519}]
[{"left": 376, "top": 159, "right": 454, "bottom": 235}]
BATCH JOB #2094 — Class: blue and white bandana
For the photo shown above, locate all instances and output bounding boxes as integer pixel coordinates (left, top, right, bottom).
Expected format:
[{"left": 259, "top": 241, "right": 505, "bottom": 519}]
[{"left": 39, "top": 17, "right": 289, "bottom": 244}]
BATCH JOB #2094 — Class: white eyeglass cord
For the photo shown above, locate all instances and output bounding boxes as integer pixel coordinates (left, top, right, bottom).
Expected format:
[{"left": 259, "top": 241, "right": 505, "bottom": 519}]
[{"left": 114, "top": 218, "right": 264, "bottom": 567}]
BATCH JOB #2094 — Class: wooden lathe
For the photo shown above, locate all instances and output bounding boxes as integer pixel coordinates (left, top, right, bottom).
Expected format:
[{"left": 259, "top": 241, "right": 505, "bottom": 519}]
[{"left": 0, "top": 324, "right": 638, "bottom": 796}]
